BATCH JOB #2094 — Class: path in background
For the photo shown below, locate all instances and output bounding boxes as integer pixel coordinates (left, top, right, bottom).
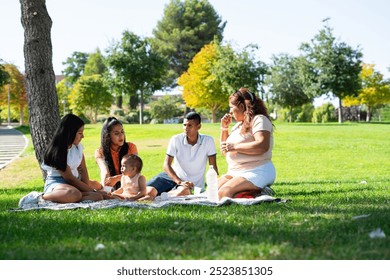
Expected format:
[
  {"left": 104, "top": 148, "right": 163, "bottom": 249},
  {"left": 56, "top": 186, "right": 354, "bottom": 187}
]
[{"left": 0, "top": 124, "right": 28, "bottom": 170}]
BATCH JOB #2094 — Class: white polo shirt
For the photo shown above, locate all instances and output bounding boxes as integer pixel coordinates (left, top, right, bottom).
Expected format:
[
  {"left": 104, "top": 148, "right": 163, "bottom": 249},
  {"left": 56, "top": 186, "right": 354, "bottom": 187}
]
[{"left": 166, "top": 133, "right": 217, "bottom": 189}]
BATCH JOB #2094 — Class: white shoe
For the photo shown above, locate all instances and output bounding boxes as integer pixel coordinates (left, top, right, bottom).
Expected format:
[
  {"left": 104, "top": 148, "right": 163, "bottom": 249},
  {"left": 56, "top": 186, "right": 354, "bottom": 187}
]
[
  {"left": 260, "top": 186, "right": 275, "bottom": 196},
  {"left": 18, "top": 191, "right": 43, "bottom": 207}
]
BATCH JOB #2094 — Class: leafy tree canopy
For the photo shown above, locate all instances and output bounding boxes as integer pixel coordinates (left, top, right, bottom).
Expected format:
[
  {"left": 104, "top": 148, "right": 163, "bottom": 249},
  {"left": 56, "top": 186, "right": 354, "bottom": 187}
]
[
  {"left": 178, "top": 42, "right": 224, "bottom": 122},
  {"left": 0, "top": 62, "right": 10, "bottom": 87},
  {"left": 214, "top": 43, "right": 268, "bottom": 96},
  {"left": 105, "top": 30, "right": 167, "bottom": 112},
  {"left": 178, "top": 41, "right": 267, "bottom": 122},
  {"left": 300, "top": 24, "right": 363, "bottom": 100},
  {"left": 149, "top": 95, "right": 183, "bottom": 122},
  {"left": 0, "top": 64, "right": 28, "bottom": 124},
  {"left": 343, "top": 64, "right": 390, "bottom": 121},
  {"left": 69, "top": 74, "right": 113, "bottom": 123},
  {"left": 152, "top": 0, "right": 226, "bottom": 85},
  {"left": 62, "top": 51, "right": 89, "bottom": 84},
  {"left": 266, "top": 53, "right": 312, "bottom": 122},
  {"left": 84, "top": 49, "right": 107, "bottom": 76},
  {"left": 300, "top": 23, "right": 363, "bottom": 122}
]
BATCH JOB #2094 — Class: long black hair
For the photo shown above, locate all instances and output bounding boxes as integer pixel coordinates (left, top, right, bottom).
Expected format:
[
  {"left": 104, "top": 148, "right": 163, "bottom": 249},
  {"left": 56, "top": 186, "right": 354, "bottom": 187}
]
[
  {"left": 101, "top": 117, "right": 129, "bottom": 176},
  {"left": 43, "top": 114, "right": 84, "bottom": 171}
]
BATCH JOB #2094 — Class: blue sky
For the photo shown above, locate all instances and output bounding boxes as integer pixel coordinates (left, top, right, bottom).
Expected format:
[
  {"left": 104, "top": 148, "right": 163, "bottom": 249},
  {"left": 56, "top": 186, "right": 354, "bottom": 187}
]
[{"left": 1, "top": 0, "right": 389, "bottom": 105}]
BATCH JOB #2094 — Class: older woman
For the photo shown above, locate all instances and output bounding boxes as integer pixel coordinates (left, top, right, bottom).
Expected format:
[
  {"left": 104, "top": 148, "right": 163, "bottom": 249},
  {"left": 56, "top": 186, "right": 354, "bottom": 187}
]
[{"left": 218, "top": 87, "right": 276, "bottom": 198}]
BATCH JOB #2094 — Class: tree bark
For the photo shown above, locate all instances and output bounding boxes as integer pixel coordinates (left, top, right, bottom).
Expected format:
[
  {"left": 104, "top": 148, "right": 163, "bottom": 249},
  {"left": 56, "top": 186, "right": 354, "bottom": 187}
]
[
  {"left": 366, "top": 106, "right": 372, "bottom": 122},
  {"left": 338, "top": 98, "right": 343, "bottom": 123},
  {"left": 20, "top": 0, "right": 60, "bottom": 179}
]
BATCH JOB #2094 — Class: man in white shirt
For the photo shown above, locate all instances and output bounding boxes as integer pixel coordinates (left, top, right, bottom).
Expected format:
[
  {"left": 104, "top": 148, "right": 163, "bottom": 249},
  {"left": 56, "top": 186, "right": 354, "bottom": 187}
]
[{"left": 143, "top": 112, "right": 218, "bottom": 200}]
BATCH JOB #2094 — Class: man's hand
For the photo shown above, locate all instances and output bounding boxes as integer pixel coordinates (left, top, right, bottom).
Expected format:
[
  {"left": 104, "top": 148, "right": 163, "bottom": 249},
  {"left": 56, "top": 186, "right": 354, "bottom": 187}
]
[{"left": 179, "top": 181, "right": 194, "bottom": 189}]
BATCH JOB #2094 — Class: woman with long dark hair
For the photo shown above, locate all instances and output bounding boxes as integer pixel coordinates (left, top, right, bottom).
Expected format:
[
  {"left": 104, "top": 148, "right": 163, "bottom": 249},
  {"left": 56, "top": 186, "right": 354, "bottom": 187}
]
[
  {"left": 218, "top": 87, "right": 276, "bottom": 198},
  {"left": 95, "top": 117, "right": 138, "bottom": 189},
  {"left": 19, "top": 114, "right": 104, "bottom": 206}
]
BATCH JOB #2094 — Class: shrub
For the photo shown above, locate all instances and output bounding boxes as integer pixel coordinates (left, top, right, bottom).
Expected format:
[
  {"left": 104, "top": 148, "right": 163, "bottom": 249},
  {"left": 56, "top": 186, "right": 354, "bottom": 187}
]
[
  {"left": 312, "top": 103, "right": 336, "bottom": 123},
  {"left": 296, "top": 103, "right": 314, "bottom": 122}
]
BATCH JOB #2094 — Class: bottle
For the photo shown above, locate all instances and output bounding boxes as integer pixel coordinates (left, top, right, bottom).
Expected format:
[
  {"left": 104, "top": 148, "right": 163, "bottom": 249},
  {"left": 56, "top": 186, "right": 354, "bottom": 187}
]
[{"left": 206, "top": 165, "right": 219, "bottom": 202}]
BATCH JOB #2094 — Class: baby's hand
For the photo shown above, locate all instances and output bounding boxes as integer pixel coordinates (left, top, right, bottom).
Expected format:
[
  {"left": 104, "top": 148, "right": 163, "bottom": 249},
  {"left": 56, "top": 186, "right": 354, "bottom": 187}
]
[{"left": 181, "top": 181, "right": 194, "bottom": 189}]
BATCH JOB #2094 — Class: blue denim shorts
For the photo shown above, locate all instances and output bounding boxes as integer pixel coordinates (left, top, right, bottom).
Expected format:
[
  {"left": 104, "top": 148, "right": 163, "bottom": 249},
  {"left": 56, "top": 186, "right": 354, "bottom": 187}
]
[
  {"left": 146, "top": 172, "right": 178, "bottom": 196},
  {"left": 44, "top": 176, "right": 68, "bottom": 194}
]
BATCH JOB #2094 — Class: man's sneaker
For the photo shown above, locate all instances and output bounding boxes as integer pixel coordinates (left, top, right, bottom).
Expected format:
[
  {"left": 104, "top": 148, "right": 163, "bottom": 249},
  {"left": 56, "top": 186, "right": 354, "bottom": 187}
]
[
  {"left": 18, "top": 191, "right": 43, "bottom": 207},
  {"left": 260, "top": 186, "right": 275, "bottom": 196}
]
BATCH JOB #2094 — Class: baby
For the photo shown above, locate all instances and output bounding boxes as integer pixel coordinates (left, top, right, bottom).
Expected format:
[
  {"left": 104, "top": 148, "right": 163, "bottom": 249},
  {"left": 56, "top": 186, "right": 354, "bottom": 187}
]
[{"left": 109, "top": 154, "right": 147, "bottom": 201}]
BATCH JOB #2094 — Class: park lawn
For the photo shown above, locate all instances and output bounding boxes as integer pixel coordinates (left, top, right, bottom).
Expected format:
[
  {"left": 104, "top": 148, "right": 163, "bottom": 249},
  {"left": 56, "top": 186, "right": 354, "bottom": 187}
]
[{"left": 0, "top": 122, "right": 389, "bottom": 259}]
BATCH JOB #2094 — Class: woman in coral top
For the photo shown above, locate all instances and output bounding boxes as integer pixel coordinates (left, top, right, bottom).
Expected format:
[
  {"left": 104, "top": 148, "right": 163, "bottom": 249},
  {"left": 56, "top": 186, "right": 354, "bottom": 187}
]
[{"left": 95, "top": 117, "right": 138, "bottom": 190}]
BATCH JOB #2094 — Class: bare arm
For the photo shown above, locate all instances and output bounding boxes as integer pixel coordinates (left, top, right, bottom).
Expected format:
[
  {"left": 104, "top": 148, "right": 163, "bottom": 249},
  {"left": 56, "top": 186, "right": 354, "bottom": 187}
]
[
  {"left": 163, "top": 154, "right": 182, "bottom": 185},
  {"left": 95, "top": 155, "right": 109, "bottom": 185},
  {"left": 208, "top": 154, "right": 219, "bottom": 175},
  {"left": 112, "top": 186, "right": 124, "bottom": 195},
  {"left": 59, "top": 166, "right": 93, "bottom": 193},
  {"left": 220, "top": 113, "right": 231, "bottom": 142},
  {"left": 95, "top": 148, "right": 121, "bottom": 187},
  {"left": 77, "top": 154, "right": 90, "bottom": 185}
]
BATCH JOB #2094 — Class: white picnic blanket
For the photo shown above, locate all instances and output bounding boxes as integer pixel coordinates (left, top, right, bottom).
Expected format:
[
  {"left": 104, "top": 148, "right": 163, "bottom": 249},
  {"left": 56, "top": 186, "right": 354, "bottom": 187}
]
[{"left": 15, "top": 193, "right": 287, "bottom": 211}]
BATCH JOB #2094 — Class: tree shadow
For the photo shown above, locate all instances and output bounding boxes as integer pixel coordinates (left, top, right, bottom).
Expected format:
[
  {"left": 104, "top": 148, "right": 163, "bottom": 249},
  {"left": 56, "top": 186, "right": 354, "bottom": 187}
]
[{"left": 1, "top": 196, "right": 389, "bottom": 260}]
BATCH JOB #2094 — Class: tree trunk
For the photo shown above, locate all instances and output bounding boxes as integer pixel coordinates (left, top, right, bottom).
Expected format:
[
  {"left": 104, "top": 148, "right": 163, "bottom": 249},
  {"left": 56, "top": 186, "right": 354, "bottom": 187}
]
[
  {"left": 116, "top": 94, "right": 123, "bottom": 108},
  {"left": 19, "top": 103, "right": 24, "bottom": 125},
  {"left": 20, "top": 0, "right": 60, "bottom": 179},
  {"left": 289, "top": 106, "right": 293, "bottom": 123},
  {"left": 338, "top": 98, "right": 343, "bottom": 123},
  {"left": 366, "top": 106, "right": 371, "bottom": 122},
  {"left": 139, "top": 90, "right": 144, "bottom": 124},
  {"left": 212, "top": 109, "right": 216, "bottom": 123}
]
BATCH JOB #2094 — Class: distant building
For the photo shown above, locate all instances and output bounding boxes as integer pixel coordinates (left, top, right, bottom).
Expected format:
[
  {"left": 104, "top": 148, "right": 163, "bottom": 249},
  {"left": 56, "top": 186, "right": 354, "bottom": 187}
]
[
  {"left": 55, "top": 75, "right": 65, "bottom": 84},
  {"left": 150, "top": 86, "right": 182, "bottom": 101}
]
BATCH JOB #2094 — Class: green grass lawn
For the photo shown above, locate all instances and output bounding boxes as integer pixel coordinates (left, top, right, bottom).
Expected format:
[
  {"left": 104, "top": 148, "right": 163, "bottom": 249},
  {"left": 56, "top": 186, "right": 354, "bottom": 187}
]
[{"left": 0, "top": 122, "right": 389, "bottom": 259}]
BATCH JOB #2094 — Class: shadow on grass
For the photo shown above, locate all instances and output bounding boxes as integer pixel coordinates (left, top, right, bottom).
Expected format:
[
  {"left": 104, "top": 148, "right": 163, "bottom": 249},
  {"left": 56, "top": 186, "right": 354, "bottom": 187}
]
[
  {"left": 1, "top": 192, "right": 389, "bottom": 260},
  {"left": 14, "top": 125, "right": 30, "bottom": 136}
]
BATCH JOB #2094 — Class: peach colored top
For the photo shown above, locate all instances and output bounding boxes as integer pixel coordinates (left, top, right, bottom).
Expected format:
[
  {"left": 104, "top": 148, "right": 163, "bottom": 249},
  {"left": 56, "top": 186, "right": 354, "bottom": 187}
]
[
  {"left": 95, "top": 142, "right": 138, "bottom": 175},
  {"left": 226, "top": 115, "right": 273, "bottom": 171}
]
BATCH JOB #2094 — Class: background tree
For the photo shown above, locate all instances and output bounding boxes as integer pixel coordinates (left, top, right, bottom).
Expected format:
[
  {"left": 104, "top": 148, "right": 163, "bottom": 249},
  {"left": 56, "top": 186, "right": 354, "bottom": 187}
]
[
  {"left": 178, "top": 42, "right": 225, "bottom": 122},
  {"left": 62, "top": 51, "right": 89, "bottom": 84},
  {"left": 152, "top": 0, "right": 226, "bottom": 86},
  {"left": 300, "top": 23, "right": 362, "bottom": 123},
  {"left": 266, "top": 54, "right": 312, "bottom": 122},
  {"left": 0, "top": 62, "right": 9, "bottom": 87},
  {"left": 312, "top": 102, "right": 337, "bottom": 123},
  {"left": 105, "top": 31, "right": 167, "bottom": 124},
  {"left": 68, "top": 74, "right": 112, "bottom": 123},
  {"left": 343, "top": 64, "right": 390, "bottom": 121},
  {"left": 214, "top": 43, "right": 268, "bottom": 98},
  {"left": 21, "top": 0, "right": 60, "bottom": 176},
  {"left": 179, "top": 41, "right": 268, "bottom": 122},
  {"left": 83, "top": 49, "right": 107, "bottom": 76},
  {"left": 149, "top": 95, "right": 183, "bottom": 123},
  {"left": 0, "top": 64, "right": 28, "bottom": 124},
  {"left": 55, "top": 79, "right": 71, "bottom": 116}
]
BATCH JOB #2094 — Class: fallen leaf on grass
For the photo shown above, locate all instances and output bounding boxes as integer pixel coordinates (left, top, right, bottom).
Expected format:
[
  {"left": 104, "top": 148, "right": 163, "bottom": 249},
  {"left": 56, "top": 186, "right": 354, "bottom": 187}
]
[{"left": 369, "top": 228, "right": 386, "bottom": 239}]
